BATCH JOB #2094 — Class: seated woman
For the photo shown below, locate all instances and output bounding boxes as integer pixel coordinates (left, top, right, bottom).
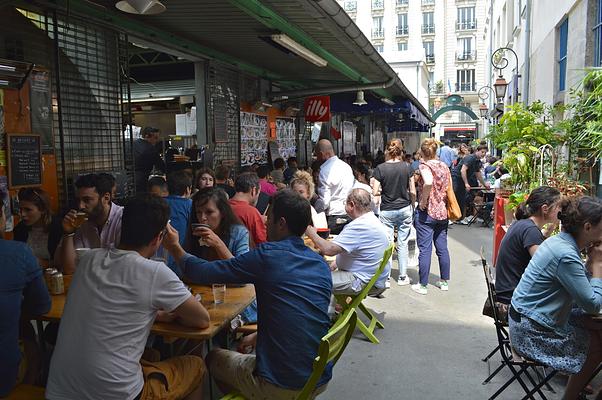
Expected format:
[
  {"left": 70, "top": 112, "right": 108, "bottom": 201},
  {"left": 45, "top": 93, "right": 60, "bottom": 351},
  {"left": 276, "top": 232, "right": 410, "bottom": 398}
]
[
  {"left": 509, "top": 196, "right": 602, "bottom": 400},
  {"left": 184, "top": 187, "right": 256, "bottom": 323},
  {"left": 194, "top": 168, "right": 215, "bottom": 193},
  {"left": 290, "top": 171, "right": 323, "bottom": 226},
  {"left": 495, "top": 186, "right": 561, "bottom": 305},
  {"left": 14, "top": 188, "right": 63, "bottom": 266}
]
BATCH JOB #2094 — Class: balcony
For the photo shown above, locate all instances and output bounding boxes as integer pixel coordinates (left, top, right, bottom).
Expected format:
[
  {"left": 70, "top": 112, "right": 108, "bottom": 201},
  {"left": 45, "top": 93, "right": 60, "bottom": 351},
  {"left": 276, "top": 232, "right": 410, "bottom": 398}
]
[
  {"left": 372, "top": 28, "right": 385, "bottom": 39},
  {"left": 396, "top": 25, "right": 409, "bottom": 36},
  {"left": 455, "top": 82, "right": 477, "bottom": 92},
  {"left": 396, "top": 0, "right": 409, "bottom": 6},
  {"left": 456, "top": 20, "right": 477, "bottom": 30},
  {"left": 372, "top": 0, "right": 384, "bottom": 10},
  {"left": 422, "top": 0, "right": 435, "bottom": 6},
  {"left": 426, "top": 54, "right": 435, "bottom": 64},
  {"left": 422, "top": 25, "right": 435, "bottom": 34},
  {"left": 456, "top": 51, "right": 477, "bottom": 61},
  {"left": 343, "top": 1, "right": 357, "bottom": 12}
]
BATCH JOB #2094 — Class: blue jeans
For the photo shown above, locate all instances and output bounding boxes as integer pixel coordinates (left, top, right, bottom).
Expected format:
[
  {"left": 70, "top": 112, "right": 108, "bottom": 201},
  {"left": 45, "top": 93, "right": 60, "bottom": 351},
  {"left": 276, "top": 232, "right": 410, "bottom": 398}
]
[
  {"left": 414, "top": 209, "right": 450, "bottom": 286},
  {"left": 379, "top": 206, "right": 413, "bottom": 278}
]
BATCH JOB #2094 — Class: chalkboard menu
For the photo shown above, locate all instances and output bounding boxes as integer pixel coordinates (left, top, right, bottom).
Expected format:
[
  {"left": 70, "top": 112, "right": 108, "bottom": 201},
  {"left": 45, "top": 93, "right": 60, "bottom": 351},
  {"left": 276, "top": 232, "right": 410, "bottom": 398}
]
[
  {"left": 268, "top": 141, "right": 281, "bottom": 166},
  {"left": 7, "top": 134, "right": 42, "bottom": 188}
]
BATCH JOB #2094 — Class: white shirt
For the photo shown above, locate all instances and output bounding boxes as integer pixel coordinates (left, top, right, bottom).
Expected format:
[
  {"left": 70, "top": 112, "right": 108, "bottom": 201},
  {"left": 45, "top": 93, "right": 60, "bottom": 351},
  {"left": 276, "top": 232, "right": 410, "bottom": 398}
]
[
  {"left": 332, "top": 212, "right": 391, "bottom": 289},
  {"left": 46, "top": 248, "right": 191, "bottom": 400},
  {"left": 318, "top": 156, "right": 355, "bottom": 216},
  {"left": 74, "top": 203, "right": 123, "bottom": 249}
]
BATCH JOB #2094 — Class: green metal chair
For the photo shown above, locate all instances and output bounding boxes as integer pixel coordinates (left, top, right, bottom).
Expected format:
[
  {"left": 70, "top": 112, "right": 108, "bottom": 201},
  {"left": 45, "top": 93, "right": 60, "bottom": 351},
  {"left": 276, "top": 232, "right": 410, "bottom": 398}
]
[
  {"left": 333, "top": 242, "right": 394, "bottom": 344},
  {"left": 220, "top": 308, "right": 358, "bottom": 400}
]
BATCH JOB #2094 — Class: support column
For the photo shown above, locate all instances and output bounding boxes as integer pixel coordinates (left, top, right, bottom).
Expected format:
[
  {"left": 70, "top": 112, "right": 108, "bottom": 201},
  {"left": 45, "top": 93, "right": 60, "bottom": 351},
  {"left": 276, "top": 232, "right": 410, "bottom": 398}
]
[{"left": 194, "top": 61, "right": 208, "bottom": 145}]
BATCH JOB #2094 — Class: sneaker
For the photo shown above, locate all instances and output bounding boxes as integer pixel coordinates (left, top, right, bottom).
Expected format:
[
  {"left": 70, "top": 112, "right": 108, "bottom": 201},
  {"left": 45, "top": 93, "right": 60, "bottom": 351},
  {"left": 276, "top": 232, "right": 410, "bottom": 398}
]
[
  {"left": 411, "top": 284, "right": 428, "bottom": 295},
  {"left": 397, "top": 276, "right": 411, "bottom": 286},
  {"left": 438, "top": 281, "right": 449, "bottom": 291},
  {"left": 459, "top": 217, "right": 470, "bottom": 225},
  {"left": 385, "top": 279, "right": 391, "bottom": 289}
]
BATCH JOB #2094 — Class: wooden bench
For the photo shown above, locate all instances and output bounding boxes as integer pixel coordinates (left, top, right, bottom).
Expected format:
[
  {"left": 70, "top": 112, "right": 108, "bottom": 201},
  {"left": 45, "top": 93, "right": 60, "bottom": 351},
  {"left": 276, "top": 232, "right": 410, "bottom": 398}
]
[{"left": 6, "top": 384, "right": 45, "bottom": 399}]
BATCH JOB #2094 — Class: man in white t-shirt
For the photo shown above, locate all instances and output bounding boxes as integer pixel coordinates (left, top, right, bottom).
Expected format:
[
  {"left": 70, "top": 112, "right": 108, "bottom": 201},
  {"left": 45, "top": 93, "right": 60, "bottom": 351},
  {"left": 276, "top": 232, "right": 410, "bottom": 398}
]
[
  {"left": 306, "top": 188, "right": 391, "bottom": 294},
  {"left": 46, "top": 195, "right": 210, "bottom": 400}
]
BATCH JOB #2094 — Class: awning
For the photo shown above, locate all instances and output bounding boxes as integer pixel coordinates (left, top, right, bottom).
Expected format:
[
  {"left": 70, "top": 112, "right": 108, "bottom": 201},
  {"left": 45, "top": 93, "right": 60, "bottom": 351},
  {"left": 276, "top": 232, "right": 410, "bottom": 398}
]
[{"left": 23, "top": 0, "right": 432, "bottom": 126}]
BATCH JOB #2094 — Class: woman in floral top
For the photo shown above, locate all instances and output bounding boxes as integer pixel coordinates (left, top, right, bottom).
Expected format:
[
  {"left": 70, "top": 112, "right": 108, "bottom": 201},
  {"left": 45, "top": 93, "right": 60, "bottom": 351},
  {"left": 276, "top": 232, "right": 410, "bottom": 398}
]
[{"left": 411, "top": 138, "right": 451, "bottom": 295}]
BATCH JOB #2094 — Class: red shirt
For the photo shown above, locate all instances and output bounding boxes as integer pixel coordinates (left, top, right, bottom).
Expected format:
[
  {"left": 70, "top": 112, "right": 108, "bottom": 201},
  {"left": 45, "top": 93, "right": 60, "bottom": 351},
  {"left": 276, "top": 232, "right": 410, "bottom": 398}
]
[
  {"left": 229, "top": 199, "right": 267, "bottom": 246},
  {"left": 259, "top": 179, "right": 277, "bottom": 196}
]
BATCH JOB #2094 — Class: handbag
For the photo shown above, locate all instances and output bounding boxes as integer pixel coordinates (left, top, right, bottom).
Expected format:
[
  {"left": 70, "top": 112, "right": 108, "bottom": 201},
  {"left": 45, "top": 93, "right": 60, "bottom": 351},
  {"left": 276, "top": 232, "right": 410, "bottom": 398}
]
[{"left": 445, "top": 169, "right": 462, "bottom": 221}]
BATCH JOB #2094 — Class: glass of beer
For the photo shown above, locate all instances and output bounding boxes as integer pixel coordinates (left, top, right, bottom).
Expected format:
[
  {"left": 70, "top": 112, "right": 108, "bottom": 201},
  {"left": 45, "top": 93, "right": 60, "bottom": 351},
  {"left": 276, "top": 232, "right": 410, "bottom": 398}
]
[{"left": 73, "top": 211, "right": 88, "bottom": 228}]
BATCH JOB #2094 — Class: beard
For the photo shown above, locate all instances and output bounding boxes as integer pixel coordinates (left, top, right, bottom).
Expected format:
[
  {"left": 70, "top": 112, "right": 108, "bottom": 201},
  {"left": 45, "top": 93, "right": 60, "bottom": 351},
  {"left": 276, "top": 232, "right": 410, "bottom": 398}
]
[{"left": 87, "top": 200, "right": 105, "bottom": 220}]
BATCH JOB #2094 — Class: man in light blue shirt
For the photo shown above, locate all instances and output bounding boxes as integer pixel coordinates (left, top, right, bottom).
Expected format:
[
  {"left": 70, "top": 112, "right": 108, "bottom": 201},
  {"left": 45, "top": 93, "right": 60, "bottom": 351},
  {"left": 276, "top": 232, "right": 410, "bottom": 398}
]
[{"left": 437, "top": 140, "right": 455, "bottom": 168}]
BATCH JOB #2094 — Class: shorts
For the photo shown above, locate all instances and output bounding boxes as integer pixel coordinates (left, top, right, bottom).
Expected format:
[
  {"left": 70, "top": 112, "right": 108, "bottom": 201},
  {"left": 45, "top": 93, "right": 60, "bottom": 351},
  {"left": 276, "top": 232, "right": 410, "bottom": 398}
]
[
  {"left": 209, "top": 349, "right": 327, "bottom": 400},
  {"left": 138, "top": 355, "right": 205, "bottom": 400}
]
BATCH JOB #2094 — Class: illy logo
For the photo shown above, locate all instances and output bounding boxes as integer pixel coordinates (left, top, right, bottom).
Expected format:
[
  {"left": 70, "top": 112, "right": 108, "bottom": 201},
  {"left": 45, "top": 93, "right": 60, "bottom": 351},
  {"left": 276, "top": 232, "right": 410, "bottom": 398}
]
[{"left": 304, "top": 96, "right": 330, "bottom": 122}]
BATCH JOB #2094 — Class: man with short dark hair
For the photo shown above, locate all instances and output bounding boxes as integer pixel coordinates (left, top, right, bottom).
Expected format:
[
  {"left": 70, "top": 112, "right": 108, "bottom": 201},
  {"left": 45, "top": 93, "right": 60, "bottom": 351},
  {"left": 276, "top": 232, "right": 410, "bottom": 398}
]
[
  {"left": 0, "top": 191, "right": 51, "bottom": 397},
  {"left": 165, "top": 171, "right": 193, "bottom": 275},
  {"left": 134, "top": 126, "right": 165, "bottom": 194},
  {"left": 270, "top": 158, "right": 286, "bottom": 185},
  {"left": 148, "top": 176, "right": 169, "bottom": 197},
  {"left": 457, "top": 144, "right": 490, "bottom": 224},
  {"left": 215, "top": 165, "right": 235, "bottom": 198},
  {"left": 230, "top": 173, "right": 267, "bottom": 246},
  {"left": 437, "top": 140, "right": 455, "bottom": 168},
  {"left": 55, "top": 173, "right": 124, "bottom": 274},
  {"left": 47, "top": 195, "right": 209, "bottom": 400},
  {"left": 98, "top": 172, "right": 117, "bottom": 200},
  {"left": 283, "top": 156, "right": 298, "bottom": 184},
  {"left": 257, "top": 165, "right": 277, "bottom": 196},
  {"left": 163, "top": 189, "right": 332, "bottom": 399},
  {"left": 307, "top": 188, "right": 391, "bottom": 295}
]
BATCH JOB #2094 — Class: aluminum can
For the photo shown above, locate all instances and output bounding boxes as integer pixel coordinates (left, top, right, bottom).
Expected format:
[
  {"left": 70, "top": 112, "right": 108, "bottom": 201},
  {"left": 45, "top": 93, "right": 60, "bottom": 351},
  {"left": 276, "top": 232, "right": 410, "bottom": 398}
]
[
  {"left": 44, "top": 268, "right": 58, "bottom": 288},
  {"left": 50, "top": 272, "right": 65, "bottom": 295}
]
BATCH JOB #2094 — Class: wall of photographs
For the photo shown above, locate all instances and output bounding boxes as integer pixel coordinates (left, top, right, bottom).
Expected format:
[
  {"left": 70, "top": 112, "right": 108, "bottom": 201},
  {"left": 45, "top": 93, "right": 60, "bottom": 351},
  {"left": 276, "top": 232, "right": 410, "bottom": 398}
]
[
  {"left": 240, "top": 112, "right": 268, "bottom": 166},
  {"left": 275, "top": 117, "right": 296, "bottom": 160}
]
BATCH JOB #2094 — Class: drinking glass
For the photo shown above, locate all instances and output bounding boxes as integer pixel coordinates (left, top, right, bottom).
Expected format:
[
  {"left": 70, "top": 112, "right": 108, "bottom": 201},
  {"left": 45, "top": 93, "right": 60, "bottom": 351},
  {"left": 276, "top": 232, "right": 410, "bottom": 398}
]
[{"left": 212, "top": 284, "right": 226, "bottom": 304}]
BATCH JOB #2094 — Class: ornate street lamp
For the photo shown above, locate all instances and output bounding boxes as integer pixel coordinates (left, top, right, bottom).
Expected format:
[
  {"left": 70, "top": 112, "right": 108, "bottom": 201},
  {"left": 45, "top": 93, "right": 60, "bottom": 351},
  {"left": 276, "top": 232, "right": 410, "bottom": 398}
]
[
  {"left": 490, "top": 47, "right": 519, "bottom": 102},
  {"left": 477, "top": 85, "right": 497, "bottom": 118}
]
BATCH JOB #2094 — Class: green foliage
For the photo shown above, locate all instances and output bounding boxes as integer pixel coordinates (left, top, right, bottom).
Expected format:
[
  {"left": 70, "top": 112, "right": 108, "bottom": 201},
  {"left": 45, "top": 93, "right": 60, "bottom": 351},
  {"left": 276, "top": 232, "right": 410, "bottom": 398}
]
[
  {"left": 487, "top": 102, "right": 566, "bottom": 191},
  {"left": 505, "top": 191, "right": 528, "bottom": 211}
]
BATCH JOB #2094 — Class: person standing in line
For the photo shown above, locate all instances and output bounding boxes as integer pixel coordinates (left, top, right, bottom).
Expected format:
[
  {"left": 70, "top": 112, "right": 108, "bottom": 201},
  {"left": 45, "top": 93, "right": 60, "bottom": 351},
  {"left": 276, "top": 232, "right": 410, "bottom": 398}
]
[
  {"left": 411, "top": 138, "right": 451, "bottom": 295},
  {"left": 371, "top": 139, "right": 415, "bottom": 286},
  {"left": 133, "top": 127, "right": 165, "bottom": 194},
  {"left": 456, "top": 144, "right": 490, "bottom": 224},
  {"left": 315, "top": 139, "right": 355, "bottom": 234},
  {"left": 437, "top": 140, "right": 455, "bottom": 169}
]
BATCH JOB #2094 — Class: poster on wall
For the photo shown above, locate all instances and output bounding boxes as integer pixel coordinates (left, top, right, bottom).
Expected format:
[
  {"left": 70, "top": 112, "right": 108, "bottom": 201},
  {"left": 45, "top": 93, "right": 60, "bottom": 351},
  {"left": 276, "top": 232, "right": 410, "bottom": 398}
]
[
  {"left": 0, "top": 176, "right": 12, "bottom": 232},
  {"left": 342, "top": 121, "right": 356, "bottom": 156},
  {"left": 373, "top": 129, "right": 384, "bottom": 155},
  {"left": 240, "top": 112, "right": 268, "bottom": 166},
  {"left": 0, "top": 89, "right": 5, "bottom": 167},
  {"left": 30, "top": 69, "right": 53, "bottom": 153},
  {"left": 275, "top": 117, "right": 296, "bottom": 160}
]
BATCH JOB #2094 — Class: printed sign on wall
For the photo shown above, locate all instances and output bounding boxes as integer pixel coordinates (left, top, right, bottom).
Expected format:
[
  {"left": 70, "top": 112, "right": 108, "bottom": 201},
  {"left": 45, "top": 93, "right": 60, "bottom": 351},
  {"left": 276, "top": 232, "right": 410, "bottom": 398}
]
[{"left": 304, "top": 96, "right": 330, "bottom": 122}]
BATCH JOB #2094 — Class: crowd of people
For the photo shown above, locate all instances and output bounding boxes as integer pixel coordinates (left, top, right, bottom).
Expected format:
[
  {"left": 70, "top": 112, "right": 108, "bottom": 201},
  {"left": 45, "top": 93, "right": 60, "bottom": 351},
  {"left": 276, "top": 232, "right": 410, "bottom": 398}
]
[{"left": 3, "top": 132, "right": 602, "bottom": 400}]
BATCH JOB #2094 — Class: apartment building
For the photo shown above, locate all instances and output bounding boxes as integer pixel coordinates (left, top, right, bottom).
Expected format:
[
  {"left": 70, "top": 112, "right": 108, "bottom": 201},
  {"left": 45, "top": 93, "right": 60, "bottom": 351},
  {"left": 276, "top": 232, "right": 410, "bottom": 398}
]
[
  {"left": 486, "top": 0, "right": 601, "bottom": 108},
  {"left": 339, "top": 0, "right": 488, "bottom": 141}
]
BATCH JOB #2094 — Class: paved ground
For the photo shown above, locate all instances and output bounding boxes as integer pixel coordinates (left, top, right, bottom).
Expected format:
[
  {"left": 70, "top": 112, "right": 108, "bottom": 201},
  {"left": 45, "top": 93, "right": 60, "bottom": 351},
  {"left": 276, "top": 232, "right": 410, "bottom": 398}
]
[{"left": 324, "top": 223, "right": 572, "bottom": 400}]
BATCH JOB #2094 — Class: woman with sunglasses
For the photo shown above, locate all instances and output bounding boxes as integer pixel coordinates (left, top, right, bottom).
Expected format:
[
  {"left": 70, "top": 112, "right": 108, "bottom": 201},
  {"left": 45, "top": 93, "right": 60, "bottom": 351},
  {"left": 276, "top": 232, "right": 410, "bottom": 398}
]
[{"left": 14, "top": 188, "right": 62, "bottom": 265}]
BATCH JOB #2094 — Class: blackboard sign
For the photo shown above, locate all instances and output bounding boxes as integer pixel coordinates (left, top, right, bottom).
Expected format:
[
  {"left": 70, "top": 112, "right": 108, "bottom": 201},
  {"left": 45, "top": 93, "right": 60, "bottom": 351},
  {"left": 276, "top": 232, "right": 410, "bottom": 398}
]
[
  {"left": 29, "top": 69, "right": 53, "bottom": 153},
  {"left": 7, "top": 134, "right": 42, "bottom": 188},
  {"left": 268, "top": 141, "right": 281, "bottom": 166}
]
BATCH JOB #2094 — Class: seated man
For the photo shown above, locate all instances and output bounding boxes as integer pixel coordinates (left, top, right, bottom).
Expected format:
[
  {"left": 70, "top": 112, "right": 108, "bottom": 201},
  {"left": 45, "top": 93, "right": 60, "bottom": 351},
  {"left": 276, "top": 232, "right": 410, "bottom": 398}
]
[
  {"left": 163, "top": 190, "right": 332, "bottom": 399},
  {"left": 215, "top": 165, "right": 236, "bottom": 198},
  {"left": 306, "top": 188, "right": 391, "bottom": 295},
  {"left": 55, "top": 173, "right": 124, "bottom": 274},
  {"left": 46, "top": 195, "right": 209, "bottom": 400},
  {"left": 148, "top": 176, "right": 169, "bottom": 197},
  {"left": 0, "top": 193, "right": 51, "bottom": 397},
  {"left": 164, "top": 171, "right": 193, "bottom": 275},
  {"left": 229, "top": 172, "right": 267, "bottom": 247}
]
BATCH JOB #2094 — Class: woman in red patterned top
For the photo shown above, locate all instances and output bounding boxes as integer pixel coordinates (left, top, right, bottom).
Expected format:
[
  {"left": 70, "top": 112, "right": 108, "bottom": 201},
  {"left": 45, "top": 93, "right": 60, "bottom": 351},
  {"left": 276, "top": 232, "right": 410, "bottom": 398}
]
[{"left": 411, "top": 138, "right": 451, "bottom": 295}]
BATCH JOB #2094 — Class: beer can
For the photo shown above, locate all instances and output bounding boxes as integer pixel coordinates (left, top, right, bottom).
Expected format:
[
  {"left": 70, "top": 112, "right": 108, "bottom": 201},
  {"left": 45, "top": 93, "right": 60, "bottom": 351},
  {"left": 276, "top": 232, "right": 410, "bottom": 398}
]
[
  {"left": 44, "top": 268, "right": 58, "bottom": 288},
  {"left": 50, "top": 272, "right": 65, "bottom": 295}
]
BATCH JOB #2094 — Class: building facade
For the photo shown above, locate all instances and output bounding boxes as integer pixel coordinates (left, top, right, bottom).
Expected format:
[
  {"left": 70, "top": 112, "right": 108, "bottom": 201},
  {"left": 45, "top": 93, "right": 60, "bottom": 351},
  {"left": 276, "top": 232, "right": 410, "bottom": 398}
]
[{"left": 339, "top": 0, "right": 489, "bottom": 142}]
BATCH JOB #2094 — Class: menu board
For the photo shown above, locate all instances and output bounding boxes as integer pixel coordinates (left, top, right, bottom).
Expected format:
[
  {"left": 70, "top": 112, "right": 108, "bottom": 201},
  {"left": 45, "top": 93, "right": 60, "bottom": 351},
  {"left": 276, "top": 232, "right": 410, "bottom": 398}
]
[
  {"left": 268, "top": 141, "right": 280, "bottom": 165},
  {"left": 29, "top": 69, "right": 53, "bottom": 152},
  {"left": 7, "top": 134, "right": 42, "bottom": 188},
  {"left": 275, "top": 117, "right": 296, "bottom": 160},
  {"left": 240, "top": 112, "right": 268, "bottom": 166}
]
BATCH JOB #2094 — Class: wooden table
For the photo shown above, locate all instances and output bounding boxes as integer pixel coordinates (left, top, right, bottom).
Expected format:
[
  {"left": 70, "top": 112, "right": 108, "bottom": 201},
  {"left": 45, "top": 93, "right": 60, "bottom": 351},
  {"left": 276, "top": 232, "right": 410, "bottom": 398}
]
[{"left": 38, "top": 280, "right": 256, "bottom": 341}]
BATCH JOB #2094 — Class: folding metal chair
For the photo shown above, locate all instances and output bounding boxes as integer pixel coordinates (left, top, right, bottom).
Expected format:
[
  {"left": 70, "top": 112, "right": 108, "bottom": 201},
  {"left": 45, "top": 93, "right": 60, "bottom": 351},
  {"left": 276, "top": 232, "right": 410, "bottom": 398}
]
[{"left": 480, "top": 247, "right": 557, "bottom": 400}]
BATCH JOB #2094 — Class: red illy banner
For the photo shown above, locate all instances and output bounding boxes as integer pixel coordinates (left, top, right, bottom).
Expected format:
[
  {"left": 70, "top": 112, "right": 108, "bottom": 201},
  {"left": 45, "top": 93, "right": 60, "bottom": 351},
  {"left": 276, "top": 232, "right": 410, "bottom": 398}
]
[{"left": 304, "top": 96, "right": 330, "bottom": 122}]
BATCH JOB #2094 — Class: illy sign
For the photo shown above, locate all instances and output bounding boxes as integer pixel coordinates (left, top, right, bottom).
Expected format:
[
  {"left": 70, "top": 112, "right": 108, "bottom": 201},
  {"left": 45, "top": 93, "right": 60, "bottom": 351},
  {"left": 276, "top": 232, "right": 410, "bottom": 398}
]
[{"left": 304, "top": 96, "right": 330, "bottom": 122}]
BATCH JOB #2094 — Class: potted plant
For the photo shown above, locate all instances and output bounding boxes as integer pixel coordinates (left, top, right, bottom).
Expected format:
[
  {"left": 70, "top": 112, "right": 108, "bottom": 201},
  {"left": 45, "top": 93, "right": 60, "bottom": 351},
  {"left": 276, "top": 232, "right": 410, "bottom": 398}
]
[{"left": 503, "top": 191, "right": 528, "bottom": 225}]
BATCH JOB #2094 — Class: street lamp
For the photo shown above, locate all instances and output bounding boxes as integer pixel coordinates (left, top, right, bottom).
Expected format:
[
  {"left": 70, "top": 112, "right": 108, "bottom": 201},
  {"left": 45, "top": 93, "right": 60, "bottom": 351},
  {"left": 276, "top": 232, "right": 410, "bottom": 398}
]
[
  {"left": 490, "top": 47, "right": 519, "bottom": 102},
  {"left": 477, "top": 85, "right": 497, "bottom": 118}
]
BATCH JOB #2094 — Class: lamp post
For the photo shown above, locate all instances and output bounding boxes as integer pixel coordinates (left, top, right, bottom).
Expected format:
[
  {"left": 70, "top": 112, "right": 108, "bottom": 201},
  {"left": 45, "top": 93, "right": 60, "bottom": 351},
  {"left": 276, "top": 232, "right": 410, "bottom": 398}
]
[
  {"left": 477, "top": 85, "right": 497, "bottom": 118},
  {"left": 490, "top": 47, "right": 519, "bottom": 102}
]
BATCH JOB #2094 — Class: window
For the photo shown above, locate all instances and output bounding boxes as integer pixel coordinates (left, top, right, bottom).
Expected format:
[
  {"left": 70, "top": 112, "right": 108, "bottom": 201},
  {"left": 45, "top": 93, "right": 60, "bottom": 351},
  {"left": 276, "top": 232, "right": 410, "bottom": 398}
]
[
  {"left": 397, "top": 13, "right": 408, "bottom": 35},
  {"left": 372, "top": 16, "right": 384, "bottom": 38},
  {"left": 343, "top": 1, "right": 357, "bottom": 12},
  {"left": 372, "top": 0, "right": 384, "bottom": 10},
  {"left": 398, "top": 42, "right": 408, "bottom": 51},
  {"left": 558, "top": 19, "right": 568, "bottom": 91},
  {"left": 375, "top": 44, "right": 384, "bottom": 53},
  {"left": 422, "top": 12, "right": 434, "bottom": 34},
  {"left": 457, "top": 7, "right": 476, "bottom": 30},
  {"left": 456, "top": 69, "right": 475, "bottom": 91},
  {"left": 423, "top": 41, "right": 434, "bottom": 63},
  {"left": 396, "top": 0, "right": 409, "bottom": 5},
  {"left": 428, "top": 71, "right": 435, "bottom": 92},
  {"left": 457, "top": 37, "right": 474, "bottom": 60},
  {"left": 594, "top": 0, "right": 602, "bottom": 67}
]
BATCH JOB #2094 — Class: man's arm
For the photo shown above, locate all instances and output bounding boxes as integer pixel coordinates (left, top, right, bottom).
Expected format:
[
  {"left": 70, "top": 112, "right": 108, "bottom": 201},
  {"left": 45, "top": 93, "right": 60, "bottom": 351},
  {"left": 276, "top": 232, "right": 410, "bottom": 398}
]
[
  {"left": 317, "top": 170, "right": 331, "bottom": 211},
  {"left": 305, "top": 226, "right": 345, "bottom": 256},
  {"left": 461, "top": 164, "right": 470, "bottom": 189},
  {"left": 476, "top": 171, "right": 490, "bottom": 189},
  {"left": 171, "top": 295, "right": 210, "bottom": 329},
  {"left": 371, "top": 179, "right": 381, "bottom": 197},
  {"left": 54, "top": 210, "right": 79, "bottom": 275}
]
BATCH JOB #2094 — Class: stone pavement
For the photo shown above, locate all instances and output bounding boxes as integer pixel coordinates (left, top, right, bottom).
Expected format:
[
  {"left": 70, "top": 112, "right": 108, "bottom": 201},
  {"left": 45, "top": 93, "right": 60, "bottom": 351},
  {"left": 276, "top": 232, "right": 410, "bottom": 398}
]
[{"left": 324, "top": 224, "right": 575, "bottom": 400}]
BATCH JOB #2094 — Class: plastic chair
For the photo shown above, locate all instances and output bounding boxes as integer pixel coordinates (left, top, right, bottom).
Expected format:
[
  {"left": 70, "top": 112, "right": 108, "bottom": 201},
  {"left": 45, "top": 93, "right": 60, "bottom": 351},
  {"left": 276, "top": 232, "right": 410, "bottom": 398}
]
[
  {"left": 480, "top": 247, "right": 556, "bottom": 400},
  {"left": 334, "top": 243, "right": 394, "bottom": 344},
  {"left": 220, "top": 308, "right": 358, "bottom": 400}
]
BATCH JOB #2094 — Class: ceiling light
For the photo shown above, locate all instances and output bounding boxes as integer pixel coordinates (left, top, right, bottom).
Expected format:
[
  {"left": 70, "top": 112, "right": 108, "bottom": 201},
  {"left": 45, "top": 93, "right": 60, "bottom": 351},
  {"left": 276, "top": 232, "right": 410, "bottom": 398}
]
[
  {"left": 115, "top": 0, "right": 166, "bottom": 15},
  {"left": 0, "top": 80, "right": 9, "bottom": 86},
  {"left": 129, "top": 96, "right": 175, "bottom": 103},
  {"left": 270, "top": 34, "right": 328, "bottom": 68},
  {"left": 0, "top": 64, "right": 16, "bottom": 72},
  {"left": 353, "top": 90, "right": 367, "bottom": 106},
  {"left": 381, "top": 97, "right": 395, "bottom": 106}
]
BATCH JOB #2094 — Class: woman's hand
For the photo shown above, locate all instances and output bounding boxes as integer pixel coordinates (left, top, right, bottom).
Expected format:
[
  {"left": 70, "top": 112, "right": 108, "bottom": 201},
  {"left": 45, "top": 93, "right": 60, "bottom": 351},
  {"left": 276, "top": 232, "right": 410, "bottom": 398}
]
[{"left": 196, "top": 227, "right": 226, "bottom": 249}]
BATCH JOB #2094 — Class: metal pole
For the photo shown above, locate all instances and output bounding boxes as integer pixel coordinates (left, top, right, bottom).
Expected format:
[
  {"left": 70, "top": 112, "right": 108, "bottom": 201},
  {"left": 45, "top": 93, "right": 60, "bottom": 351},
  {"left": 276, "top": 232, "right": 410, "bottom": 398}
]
[{"left": 52, "top": 10, "right": 69, "bottom": 206}]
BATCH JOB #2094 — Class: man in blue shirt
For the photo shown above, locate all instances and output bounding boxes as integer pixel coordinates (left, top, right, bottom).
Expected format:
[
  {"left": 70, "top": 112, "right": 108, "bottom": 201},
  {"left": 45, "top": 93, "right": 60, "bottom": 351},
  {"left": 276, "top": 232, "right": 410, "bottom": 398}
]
[
  {"left": 0, "top": 192, "right": 51, "bottom": 396},
  {"left": 163, "top": 189, "right": 333, "bottom": 398},
  {"left": 437, "top": 140, "right": 456, "bottom": 168},
  {"left": 164, "top": 171, "right": 193, "bottom": 276}
]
